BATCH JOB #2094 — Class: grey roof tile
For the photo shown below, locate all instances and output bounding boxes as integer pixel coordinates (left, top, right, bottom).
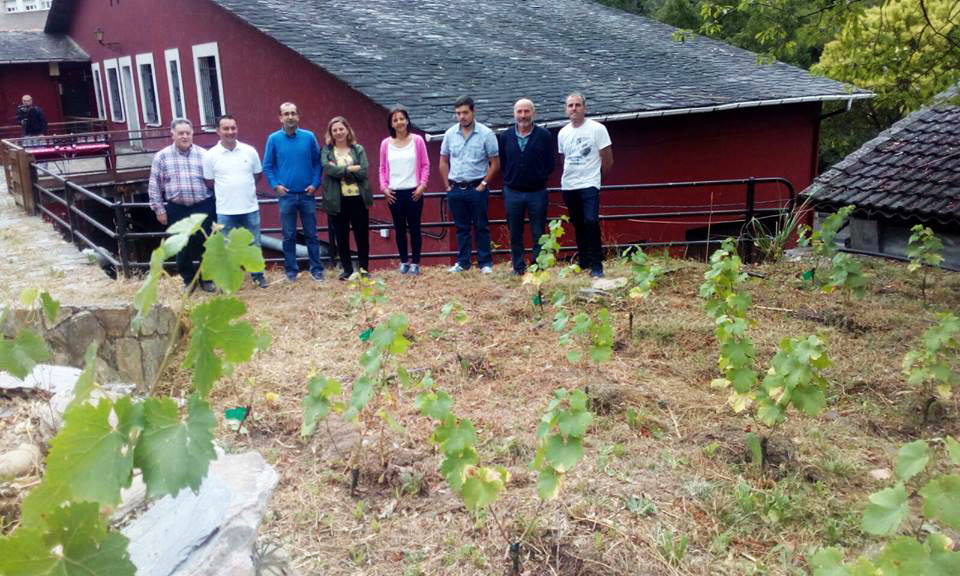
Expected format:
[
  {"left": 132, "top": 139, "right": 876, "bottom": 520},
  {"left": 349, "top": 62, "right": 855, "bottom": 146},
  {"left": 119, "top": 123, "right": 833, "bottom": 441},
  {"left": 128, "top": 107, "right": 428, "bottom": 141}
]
[{"left": 0, "top": 30, "right": 87, "bottom": 64}]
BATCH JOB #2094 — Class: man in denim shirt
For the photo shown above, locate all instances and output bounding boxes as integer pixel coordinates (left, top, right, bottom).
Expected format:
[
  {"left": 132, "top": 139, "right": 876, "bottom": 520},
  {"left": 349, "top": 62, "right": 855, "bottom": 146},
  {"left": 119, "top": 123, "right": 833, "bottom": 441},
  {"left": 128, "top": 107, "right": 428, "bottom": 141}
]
[
  {"left": 439, "top": 96, "right": 500, "bottom": 273},
  {"left": 263, "top": 102, "right": 324, "bottom": 282}
]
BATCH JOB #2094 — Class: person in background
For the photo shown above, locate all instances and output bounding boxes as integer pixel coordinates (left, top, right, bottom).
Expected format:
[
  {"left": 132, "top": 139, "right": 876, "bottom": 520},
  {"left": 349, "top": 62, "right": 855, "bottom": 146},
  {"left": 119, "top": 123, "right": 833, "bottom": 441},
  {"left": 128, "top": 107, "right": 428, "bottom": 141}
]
[
  {"left": 379, "top": 105, "right": 429, "bottom": 275},
  {"left": 202, "top": 114, "right": 267, "bottom": 288},
  {"left": 147, "top": 118, "right": 215, "bottom": 292},
  {"left": 321, "top": 116, "right": 373, "bottom": 280},
  {"left": 16, "top": 95, "right": 47, "bottom": 136},
  {"left": 263, "top": 102, "right": 325, "bottom": 282}
]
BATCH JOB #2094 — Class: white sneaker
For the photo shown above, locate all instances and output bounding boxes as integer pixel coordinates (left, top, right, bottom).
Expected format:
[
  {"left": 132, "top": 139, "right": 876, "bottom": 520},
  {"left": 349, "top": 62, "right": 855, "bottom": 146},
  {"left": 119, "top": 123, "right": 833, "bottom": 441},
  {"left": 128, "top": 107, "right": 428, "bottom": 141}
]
[
  {"left": 409, "top": 264, "right": 420, "bottom": 275},
  {"left": 399, "top": 263, "right": 410, "bottom": 274},
  {"left": 448, "top": 263, "right": 465, "bottom": 273},
  {"left": 480, "top": 265, "right": 493, "bottom": 274}
]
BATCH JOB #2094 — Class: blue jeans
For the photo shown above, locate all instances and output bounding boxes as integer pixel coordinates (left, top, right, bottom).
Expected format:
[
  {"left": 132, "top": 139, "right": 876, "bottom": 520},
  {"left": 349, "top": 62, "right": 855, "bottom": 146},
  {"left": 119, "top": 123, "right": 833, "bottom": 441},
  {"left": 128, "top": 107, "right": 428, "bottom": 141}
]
[
  {"left": 562, "top": 187, "right": 603, "bottom": 274},
  {"left": 447, "top": 184, "right": 491, "bottom": 269},
  {"left": 217, "top": 211, "right": 265, "bottom": 281},
  {"left": 278, "top": 192, "right": 323, "bottom": 278},
  {"left": 504, "top": 186, "right": 547, "bottom": 273},
  {"left": 164, "top": 195, "right": 215, "bottom": 286}
]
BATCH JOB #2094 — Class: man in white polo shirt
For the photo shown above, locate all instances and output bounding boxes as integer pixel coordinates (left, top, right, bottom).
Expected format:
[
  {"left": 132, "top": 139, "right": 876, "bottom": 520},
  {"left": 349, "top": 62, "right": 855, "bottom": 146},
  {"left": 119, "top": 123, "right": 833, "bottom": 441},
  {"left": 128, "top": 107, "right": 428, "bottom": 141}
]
[{"left": 203, "top": 114, "right": 267, "bottom": 288}]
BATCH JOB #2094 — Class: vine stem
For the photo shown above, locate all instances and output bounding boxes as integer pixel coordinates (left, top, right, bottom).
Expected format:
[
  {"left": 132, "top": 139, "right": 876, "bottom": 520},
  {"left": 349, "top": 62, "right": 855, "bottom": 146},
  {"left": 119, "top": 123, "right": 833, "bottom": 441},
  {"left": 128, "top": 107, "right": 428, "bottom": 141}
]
[
  {"left": 517, "top": 499, "right": 546, "bottom": 544},
  {"left": 487, "top": 502, "right": 512, "bottom": 545}
]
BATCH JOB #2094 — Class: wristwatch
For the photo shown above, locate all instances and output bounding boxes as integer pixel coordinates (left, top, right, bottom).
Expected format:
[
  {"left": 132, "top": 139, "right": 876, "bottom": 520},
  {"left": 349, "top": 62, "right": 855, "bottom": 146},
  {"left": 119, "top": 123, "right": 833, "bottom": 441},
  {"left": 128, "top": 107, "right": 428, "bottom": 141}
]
[{"left": 480, "top": 180, "right": 488, "bottom": 188}]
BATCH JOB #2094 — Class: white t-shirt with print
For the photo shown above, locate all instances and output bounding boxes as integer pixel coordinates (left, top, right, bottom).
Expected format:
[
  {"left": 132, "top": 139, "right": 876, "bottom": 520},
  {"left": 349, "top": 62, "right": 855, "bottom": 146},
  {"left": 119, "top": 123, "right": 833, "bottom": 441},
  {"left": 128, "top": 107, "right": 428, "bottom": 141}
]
[
  {"left": 557, "top": 119, "right": 612, "bottom": 190},
  {"left": 203, "top": 141, "right": 263, "bottom": 215}
]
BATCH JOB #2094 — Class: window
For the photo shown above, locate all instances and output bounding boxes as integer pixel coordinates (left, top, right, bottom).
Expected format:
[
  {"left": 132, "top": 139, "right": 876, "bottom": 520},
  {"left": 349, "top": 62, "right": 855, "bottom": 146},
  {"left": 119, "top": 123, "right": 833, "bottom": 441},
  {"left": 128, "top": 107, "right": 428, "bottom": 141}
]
[
  {"left": 4, "top": 1, "right": 19, "bottom": 13},
  {"left": 191, "top": 42, "right": 225, "bottom": 130},
  {"left": 91, "top": 63, "right": 106, "bottom": 120},
  {"left": 164, "top": 48, "right": 185, "bottom": 120},
  {"left": 103, "top": 59, "right": 124, "bottom": 122},
  {"left": 135, "top": 53, "right": 161, "bottom": 126}
]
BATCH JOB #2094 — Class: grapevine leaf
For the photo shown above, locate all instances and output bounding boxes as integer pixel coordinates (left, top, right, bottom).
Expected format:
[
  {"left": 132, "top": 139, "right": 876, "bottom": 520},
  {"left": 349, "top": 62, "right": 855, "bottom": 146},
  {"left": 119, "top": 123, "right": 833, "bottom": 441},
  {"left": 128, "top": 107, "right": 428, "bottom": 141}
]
[
  {"left": 809, "top": 547, "right": 852, "bottom": 576},
  {"left": 344, "top": 375, "right": 375, "bottom": 421},
  {"left": 862, "top": 481, "right": 909, "bottom": 536},
  {"left": 131, "top": 246, "right": 167, "bottom": 333},
  {"left": 441, "top": 446, "right": 478, "bottom": 492},
  {"left": 537, "top": 466, "right": 562, "bottom": 501},
  {"left": 415, "top": 390, "right": 453, "bottom": 421},
  {"left": 896, "top": 440, "right": 930, "bottom": 481},
  {"left": 556, "top": 411, "right": 592, "bottom": 439},
  {"left": 946, "top": 436, "right": 960, "bottom": 466},
  {"left": 163, "top": 212, "right": 207, "bottom": 257},
  {"left": 443, "top": 419, "right": 477, "bottom": 454},
  {"left": 39, "top": 291, "right": 60, "bottom": 325},
  {"left": 69, "top": 343, "right": 100, "bottom": 409},
  {"left": 460, "top": 466, "right": 507, "bottom": 512},
  {"left": 19, "top": 287, "right": 39, "bottom": 307},
  {"left": 0, "top": 328, "right": 50, "bottom": 380},
  {"left": 791, "top": 385, "right": 827, "bottom": 416},
  {"left": 919, "top": 475, "right": 960, "bottom": 531},
  {"left": 544, "top": 434, "right": 583, "bottom": 473},
  {"left": 200, "top": 228, "right": 265, "bottom": 294},
  {"left": 42, "top": 396, "right": 140, "bottom": 509},
  {"left": 183, "top": 296, "right": 257, "bottom": 399},
  {"left": 301, "top": 375, "right": 342, "bottom": 438},
  {"left": 0, "top": 502, "right": 135, "bottom": 576},
  {"left": 134, "top": 395, "right": 217, "bottom": 499}
]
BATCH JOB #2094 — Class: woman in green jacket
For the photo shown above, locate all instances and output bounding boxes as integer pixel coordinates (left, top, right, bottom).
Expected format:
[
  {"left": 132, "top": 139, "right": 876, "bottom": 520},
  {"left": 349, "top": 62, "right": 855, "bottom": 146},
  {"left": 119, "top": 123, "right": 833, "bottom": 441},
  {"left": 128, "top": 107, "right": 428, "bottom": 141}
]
[{"left": 321, "top": 116, "right": 373, "bottom": 279}]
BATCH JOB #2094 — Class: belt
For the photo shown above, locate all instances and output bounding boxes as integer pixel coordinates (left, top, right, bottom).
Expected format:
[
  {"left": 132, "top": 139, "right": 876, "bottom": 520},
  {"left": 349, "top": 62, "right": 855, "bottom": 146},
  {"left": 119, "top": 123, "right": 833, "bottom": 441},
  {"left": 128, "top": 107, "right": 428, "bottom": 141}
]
[{"left": 451, "top": 179, "right": 483, "bottom": 188}]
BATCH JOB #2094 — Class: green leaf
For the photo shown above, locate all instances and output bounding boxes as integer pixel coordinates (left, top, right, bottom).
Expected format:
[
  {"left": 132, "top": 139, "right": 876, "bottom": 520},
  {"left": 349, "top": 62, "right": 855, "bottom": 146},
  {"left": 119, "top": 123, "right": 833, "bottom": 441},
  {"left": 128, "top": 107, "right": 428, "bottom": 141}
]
[
  {"left": 443, "top": 419, "right": 477, "bottom": 454},
  {"left": 945, "top": 437, "right": 960, "bottom": 466},
  {"left": 537, "top": 466, "right": 562, "bottom": 501},
  {"left": 134, "top": 395, "right": 217, "bottom": 499},
  {"left": 183, "top": 297, "right": 257, "bottom": 399},
  {"left": 41, "top": 396, "right": 139, "bottom": 510},
  {"left": 440, "top": 446, "right": 478, "bottom": 492},
  {"left": 0, "top": 328, "right": 50, "bottom": 380},
  {"left": 556, "top": 411, "right": 592, "bottom": 439},
  {"left": 896, "top": 440, "right": 930, "bottom": 481},
  {"left": 39, "top": 291, "right": 60, "bottom": 325},
  {"left": 460, "top": 466, "right": 506, "bottom": 512},
  {"left": 344, "top": 375, "right": 375, "bottom": 421},
  {"left": 415, "top": 390, "right": 453, "bottom": 421},
  {"left": 0, "top": 502, "right": 135, "bottom": 576},
  {"left": 544, "top": 434, "right": 583, "bottom": 473},
  {"left": 862, "top": 482, "right": 909, "bottom": 536},
  {"left": 809, "top": 547, "right": 852, "bottom": 576},
  {"left": 919, "top": 475, "right": 960, "bottom": 531},
  {"left": 68, "top": 344, "right": 100, "bottom": 410},
  {"left": 200, "top": 227, "right": 265, "bottom": 294},
  {"left": 301, "top": 375, "right": 342, "bottom": 437},
  {"left": 163, "top": 212, "right": 208, "bottom": 257},
  {"left": 131, "top": 247, "right": 167, "bottom": 333}
]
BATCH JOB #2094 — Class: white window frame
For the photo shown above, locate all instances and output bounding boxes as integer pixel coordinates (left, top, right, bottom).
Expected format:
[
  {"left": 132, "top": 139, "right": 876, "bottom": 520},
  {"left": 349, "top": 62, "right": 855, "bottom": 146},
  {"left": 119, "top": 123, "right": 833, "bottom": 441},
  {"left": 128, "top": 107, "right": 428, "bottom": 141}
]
[
  {"left": 164, "top": 48, "right": 186, "bottom": 121},
  {"left": 191, "top": 42, "right": 226, "bottom": 132},
  {"left": 103, "top": 58, "right": 124, "bottom": 123},
  {"left": 135, "top": 52, "right": 162, "bottom": 126},
  {"left": 91, "top": 62, "right": 106, "bottom": 120}
]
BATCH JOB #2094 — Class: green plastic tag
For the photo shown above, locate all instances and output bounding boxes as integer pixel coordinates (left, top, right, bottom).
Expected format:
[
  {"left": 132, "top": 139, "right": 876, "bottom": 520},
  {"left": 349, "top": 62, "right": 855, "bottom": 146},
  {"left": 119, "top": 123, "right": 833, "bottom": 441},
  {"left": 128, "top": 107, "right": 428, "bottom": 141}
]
[
  {"left": 225, "top": 406, "right": 249, "bottom": 422},
  {"left": 359, "top": 327, "right": 373, "bottom": 342}
]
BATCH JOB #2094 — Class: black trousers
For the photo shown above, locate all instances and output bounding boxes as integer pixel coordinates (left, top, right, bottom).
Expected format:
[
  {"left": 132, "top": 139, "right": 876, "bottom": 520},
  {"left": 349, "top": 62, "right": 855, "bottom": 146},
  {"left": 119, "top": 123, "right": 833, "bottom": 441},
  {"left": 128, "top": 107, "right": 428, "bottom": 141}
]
[
  {"left": 164, "top": 196, "right": 215, "bottom": 285},
  {"left": 333, "top": 195, "right": 369, "bottom": 275},
  {"left": 388, "top": 187, "right": 423, "bottom": 264}
]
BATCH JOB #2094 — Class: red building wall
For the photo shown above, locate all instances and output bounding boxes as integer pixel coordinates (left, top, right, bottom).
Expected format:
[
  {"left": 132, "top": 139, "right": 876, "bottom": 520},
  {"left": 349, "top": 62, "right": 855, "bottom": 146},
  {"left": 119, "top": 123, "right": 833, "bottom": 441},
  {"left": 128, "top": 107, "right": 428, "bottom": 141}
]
[
  {"left": 0, "top": 63, "right": 64, "bottom": 128},
  {"left": 64, "top": 0, "right": 821, "bottom": 268}
]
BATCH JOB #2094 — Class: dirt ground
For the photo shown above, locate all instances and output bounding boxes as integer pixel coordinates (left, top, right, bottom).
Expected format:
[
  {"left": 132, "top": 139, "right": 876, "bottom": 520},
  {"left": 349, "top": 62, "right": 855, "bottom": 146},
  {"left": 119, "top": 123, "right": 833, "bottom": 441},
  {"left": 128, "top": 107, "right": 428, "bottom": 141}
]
[{"left": 2, "top": 189, "right": 959, "bottom": 575}]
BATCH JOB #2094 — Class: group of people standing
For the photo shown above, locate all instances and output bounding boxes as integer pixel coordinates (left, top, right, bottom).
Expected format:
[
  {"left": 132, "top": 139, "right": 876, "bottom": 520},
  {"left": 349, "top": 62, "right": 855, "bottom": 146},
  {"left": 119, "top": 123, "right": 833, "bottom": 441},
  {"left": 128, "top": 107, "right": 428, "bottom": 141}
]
[{"left": 146, "top": 92, "right": 613, "bottom": 291}]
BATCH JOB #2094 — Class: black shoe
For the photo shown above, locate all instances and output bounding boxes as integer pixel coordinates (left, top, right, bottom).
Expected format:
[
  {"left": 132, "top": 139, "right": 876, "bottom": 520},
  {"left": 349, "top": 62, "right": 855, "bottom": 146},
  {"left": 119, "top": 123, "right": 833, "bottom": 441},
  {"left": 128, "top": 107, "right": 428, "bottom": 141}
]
[
  {"left": 200, "top": 280, "right": 217, "bottom": 292},
  {"left": 338, "top": 271, "right": 351, "bottom": 281},
  {"left": 253, "top": 275, "right": 268, "bottom": 288}
]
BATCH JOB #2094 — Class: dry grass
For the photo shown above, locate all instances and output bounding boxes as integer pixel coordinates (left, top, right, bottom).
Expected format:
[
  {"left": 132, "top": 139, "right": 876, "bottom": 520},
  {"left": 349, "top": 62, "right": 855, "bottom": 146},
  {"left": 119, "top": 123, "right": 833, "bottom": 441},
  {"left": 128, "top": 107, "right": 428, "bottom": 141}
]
[{"left": 156, "top": 254, "right": 959, "bottom": 576}]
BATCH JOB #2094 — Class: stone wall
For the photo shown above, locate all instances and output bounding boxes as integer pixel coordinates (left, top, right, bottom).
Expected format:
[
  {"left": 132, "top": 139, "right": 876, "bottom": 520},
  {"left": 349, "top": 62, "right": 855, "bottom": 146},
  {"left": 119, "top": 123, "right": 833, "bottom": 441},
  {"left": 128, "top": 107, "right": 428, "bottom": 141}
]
[{"left": 2, "top": 304, "right": 176, "bottom": 386}]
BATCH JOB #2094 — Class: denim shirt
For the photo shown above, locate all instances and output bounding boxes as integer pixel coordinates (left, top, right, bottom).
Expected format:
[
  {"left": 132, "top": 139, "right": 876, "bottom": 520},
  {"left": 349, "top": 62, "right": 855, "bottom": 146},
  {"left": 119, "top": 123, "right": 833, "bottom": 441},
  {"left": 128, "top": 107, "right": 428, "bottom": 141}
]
[{"left": 440, "top": 121, "right": 498, "bottom": 181}]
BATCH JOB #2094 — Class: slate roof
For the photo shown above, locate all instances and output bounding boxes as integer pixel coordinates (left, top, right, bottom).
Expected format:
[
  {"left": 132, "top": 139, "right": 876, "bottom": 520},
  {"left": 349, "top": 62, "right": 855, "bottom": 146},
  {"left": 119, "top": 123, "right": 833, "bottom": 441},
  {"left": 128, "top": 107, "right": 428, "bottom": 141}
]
[
  {"left": 803, "top": 84, "right": 960, "bottom": 225},
  {"left": 0, "top": 30, "right": 87, "bottom": 64},
  {"left": 198, "top": 0, "right": 867, "bottom": 134}
]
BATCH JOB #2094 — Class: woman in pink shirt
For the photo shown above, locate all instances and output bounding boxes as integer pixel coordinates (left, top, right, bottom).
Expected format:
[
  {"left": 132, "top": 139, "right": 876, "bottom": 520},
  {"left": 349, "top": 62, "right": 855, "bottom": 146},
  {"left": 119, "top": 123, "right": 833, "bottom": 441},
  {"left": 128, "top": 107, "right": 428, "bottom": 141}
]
[{"left": 379, "top": 105, "right": 430, "bottom": 275}]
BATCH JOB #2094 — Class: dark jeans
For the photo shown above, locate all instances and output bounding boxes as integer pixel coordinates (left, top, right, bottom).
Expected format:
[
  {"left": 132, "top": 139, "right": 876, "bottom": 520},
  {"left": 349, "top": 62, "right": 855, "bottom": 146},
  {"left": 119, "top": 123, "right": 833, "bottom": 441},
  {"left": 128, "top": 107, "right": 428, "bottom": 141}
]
[
  {"left": 217, "top": 211, "right": 265, "bottom": 281},
  {"left": 562, "top": 186, "right": 603, "bottom": 274},
  {"left": 278, "top": 192, "right": 323, "bottom": 278},
  {"left": 447, "top": 184, "right": 491, "bottom": 269},
  {"left": 504, "top": 186, "right": 548, "bottom": 273},
  {"left": 388, "top": 187, "right": 423, "bottom": 264},
  {"left": 164, "top": 195, "right": 215, "bottom": 286},
  {"left": 332, "top": 195, "right": 369, "bottom": 275}
]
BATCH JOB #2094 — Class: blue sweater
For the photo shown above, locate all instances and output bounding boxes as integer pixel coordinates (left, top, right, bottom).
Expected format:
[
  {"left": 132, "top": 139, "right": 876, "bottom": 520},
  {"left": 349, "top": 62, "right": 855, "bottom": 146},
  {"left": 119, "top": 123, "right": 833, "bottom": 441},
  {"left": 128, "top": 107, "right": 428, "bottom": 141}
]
[
  {"left": 498, "top": 125, "right": 556, "bottom": 191},
  {"left": 263, "top": 128, "right": 323, "bottom": 192}
]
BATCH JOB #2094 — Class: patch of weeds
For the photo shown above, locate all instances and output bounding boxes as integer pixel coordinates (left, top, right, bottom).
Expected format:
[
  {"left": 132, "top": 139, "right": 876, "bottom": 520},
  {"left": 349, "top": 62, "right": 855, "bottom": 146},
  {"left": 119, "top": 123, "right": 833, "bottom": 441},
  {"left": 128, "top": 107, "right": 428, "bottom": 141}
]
[
  {"left": 655, "top": 526, "right": 688, "bottom": 567},
  {"left": 625, "top": 407, "right": 666, "bottom": 438},
  {"left": 703, "top": 441, "right": 721, "bottom": 459},
  {"left": 625, "top": 495, "right": 657, "bottom": 517},
  {"left": 683, "top": 477, "right": 714, "bottom": 501},
  {"left": 347, "top": 542, "right": 368, "bottom": 566},
  {"left": 819, "top": 455, "right": 855, "bottom": 479},
  {"left": 492, "top": 435, "right": 530, "bottom": 465},
  {"left": 658, "top": 449, "right": 685, "bottom": 469},
  {"left": 596, "top": 442, "right": 627, "bottom": 472},
  {"left": 443, "top": 540, "right": 487, "bottom": 569},
  {"left": 352, "top": 499, "right": 366, "bottom": 521},
  {"left": 396, "top": 470, "right": 426, "bottom": 498},
  {"left": 403, "top": 549, "right": 426, "bottom": 576}
]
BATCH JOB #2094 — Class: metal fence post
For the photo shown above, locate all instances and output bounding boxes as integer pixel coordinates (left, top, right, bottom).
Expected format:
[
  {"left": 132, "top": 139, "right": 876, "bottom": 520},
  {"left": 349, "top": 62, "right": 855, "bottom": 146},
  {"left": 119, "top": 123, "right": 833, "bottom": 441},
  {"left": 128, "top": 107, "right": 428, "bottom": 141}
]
[
  {"left": 113, "top": 200, "right": 132, "bottom": 278},
  {"left": 64, "top": 181, "right": 77, "bottom": 244},
  {"left": 744, "top": 177, "right": 756, "bottom": 264}
]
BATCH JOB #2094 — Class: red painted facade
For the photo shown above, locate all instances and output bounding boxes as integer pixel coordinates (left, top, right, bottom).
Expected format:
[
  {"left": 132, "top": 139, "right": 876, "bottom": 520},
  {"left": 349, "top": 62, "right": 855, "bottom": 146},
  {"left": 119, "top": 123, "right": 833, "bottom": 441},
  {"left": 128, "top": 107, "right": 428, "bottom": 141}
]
[
  {"left": 0, "top": 63, "right": 64, "bottom": 127},
  {"left": 63, "top": 0, "right": 822, "bottom": 268}
]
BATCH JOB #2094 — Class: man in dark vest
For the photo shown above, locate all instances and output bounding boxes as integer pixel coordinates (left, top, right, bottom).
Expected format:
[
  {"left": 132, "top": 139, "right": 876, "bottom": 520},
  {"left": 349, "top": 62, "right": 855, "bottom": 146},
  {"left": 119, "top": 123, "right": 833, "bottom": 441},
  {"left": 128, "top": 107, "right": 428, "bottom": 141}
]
[{"left": 16, "top": 95, "right": 47, "bottom": 136}]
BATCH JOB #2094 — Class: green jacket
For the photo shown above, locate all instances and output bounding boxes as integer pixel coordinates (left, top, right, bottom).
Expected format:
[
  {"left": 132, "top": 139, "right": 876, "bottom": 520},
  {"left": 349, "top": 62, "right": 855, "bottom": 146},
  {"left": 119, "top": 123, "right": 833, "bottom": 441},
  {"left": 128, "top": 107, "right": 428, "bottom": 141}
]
[{"left": 320, "top": 143, "right": 373, "bottom": 215}]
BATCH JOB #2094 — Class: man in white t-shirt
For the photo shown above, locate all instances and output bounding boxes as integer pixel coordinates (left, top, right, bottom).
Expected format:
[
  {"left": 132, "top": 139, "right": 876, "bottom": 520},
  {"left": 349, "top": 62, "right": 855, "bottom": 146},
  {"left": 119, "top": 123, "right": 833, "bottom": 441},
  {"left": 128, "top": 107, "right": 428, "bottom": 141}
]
[
  {"left": 202, "top": 115, "right": 267, "bottom": 288},
  {"left": 557, "top": 92, "right": 614, "bottom": 277}
]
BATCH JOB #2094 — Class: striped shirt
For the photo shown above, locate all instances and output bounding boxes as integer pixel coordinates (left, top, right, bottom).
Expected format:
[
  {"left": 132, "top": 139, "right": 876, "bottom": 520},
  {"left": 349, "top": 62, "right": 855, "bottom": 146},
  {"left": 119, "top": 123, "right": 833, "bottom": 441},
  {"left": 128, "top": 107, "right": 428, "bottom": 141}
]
[{"left": 148, "top": 143, "right": 210, "bottom": 215}]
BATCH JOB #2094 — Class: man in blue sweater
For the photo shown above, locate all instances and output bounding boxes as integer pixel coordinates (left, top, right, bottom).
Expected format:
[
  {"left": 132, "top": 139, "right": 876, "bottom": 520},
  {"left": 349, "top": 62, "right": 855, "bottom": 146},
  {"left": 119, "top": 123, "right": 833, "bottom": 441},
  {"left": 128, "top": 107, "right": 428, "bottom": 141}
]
[
  {"left": 263, "top": 102, "right": 324, "bottom": 282},
  {"left": 498, "top": 98, "right": 556, "bottom": 275}
]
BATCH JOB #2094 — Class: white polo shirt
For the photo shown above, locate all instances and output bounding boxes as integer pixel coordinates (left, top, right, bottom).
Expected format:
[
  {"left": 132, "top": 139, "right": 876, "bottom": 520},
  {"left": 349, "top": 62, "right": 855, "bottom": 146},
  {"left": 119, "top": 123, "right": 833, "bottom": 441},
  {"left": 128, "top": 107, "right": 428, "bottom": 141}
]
[{"left": 202, "top": 140, "right": 263, "bottom": 215}]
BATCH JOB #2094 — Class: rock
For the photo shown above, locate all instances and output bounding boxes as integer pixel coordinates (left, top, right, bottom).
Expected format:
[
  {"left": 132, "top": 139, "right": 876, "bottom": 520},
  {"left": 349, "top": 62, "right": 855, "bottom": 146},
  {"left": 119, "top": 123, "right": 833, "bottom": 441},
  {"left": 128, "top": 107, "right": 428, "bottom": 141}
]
[
  {"left": 97, "top": 306, "right": 134, "bottom": 338},
  {"left": 0, "top": 364, "right": 82, "bottom": 395},
  {"left": 591, "top": 277, "right": 628, "bottom": 291},
  {"left": 122, "top": 452, "right": 279, "bottom": 576},
  {"left": 114, "top": 338, "right": 143, "bottom": 383},
  {"left": 0, "top": 443, "right": 42, "bottom": 477},
  {"left": 140, "top": 337, "right": 170, "bottom": 386}
]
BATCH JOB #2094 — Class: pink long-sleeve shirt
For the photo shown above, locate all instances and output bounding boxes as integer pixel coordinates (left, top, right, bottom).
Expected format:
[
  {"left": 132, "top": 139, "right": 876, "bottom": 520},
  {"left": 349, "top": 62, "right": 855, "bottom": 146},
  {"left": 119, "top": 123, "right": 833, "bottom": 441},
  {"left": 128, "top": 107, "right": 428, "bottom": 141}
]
[{"left": 379, "top": 134, "right": 430, "bottom": 191}]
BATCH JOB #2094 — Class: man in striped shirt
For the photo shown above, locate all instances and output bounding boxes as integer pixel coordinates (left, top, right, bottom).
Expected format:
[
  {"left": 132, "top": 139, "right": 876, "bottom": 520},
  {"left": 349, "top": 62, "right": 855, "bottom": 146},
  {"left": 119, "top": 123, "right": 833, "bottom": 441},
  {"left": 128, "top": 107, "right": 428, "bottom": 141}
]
[{"left": 148, "top": 118, "right": 216, "bottom": 292}]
